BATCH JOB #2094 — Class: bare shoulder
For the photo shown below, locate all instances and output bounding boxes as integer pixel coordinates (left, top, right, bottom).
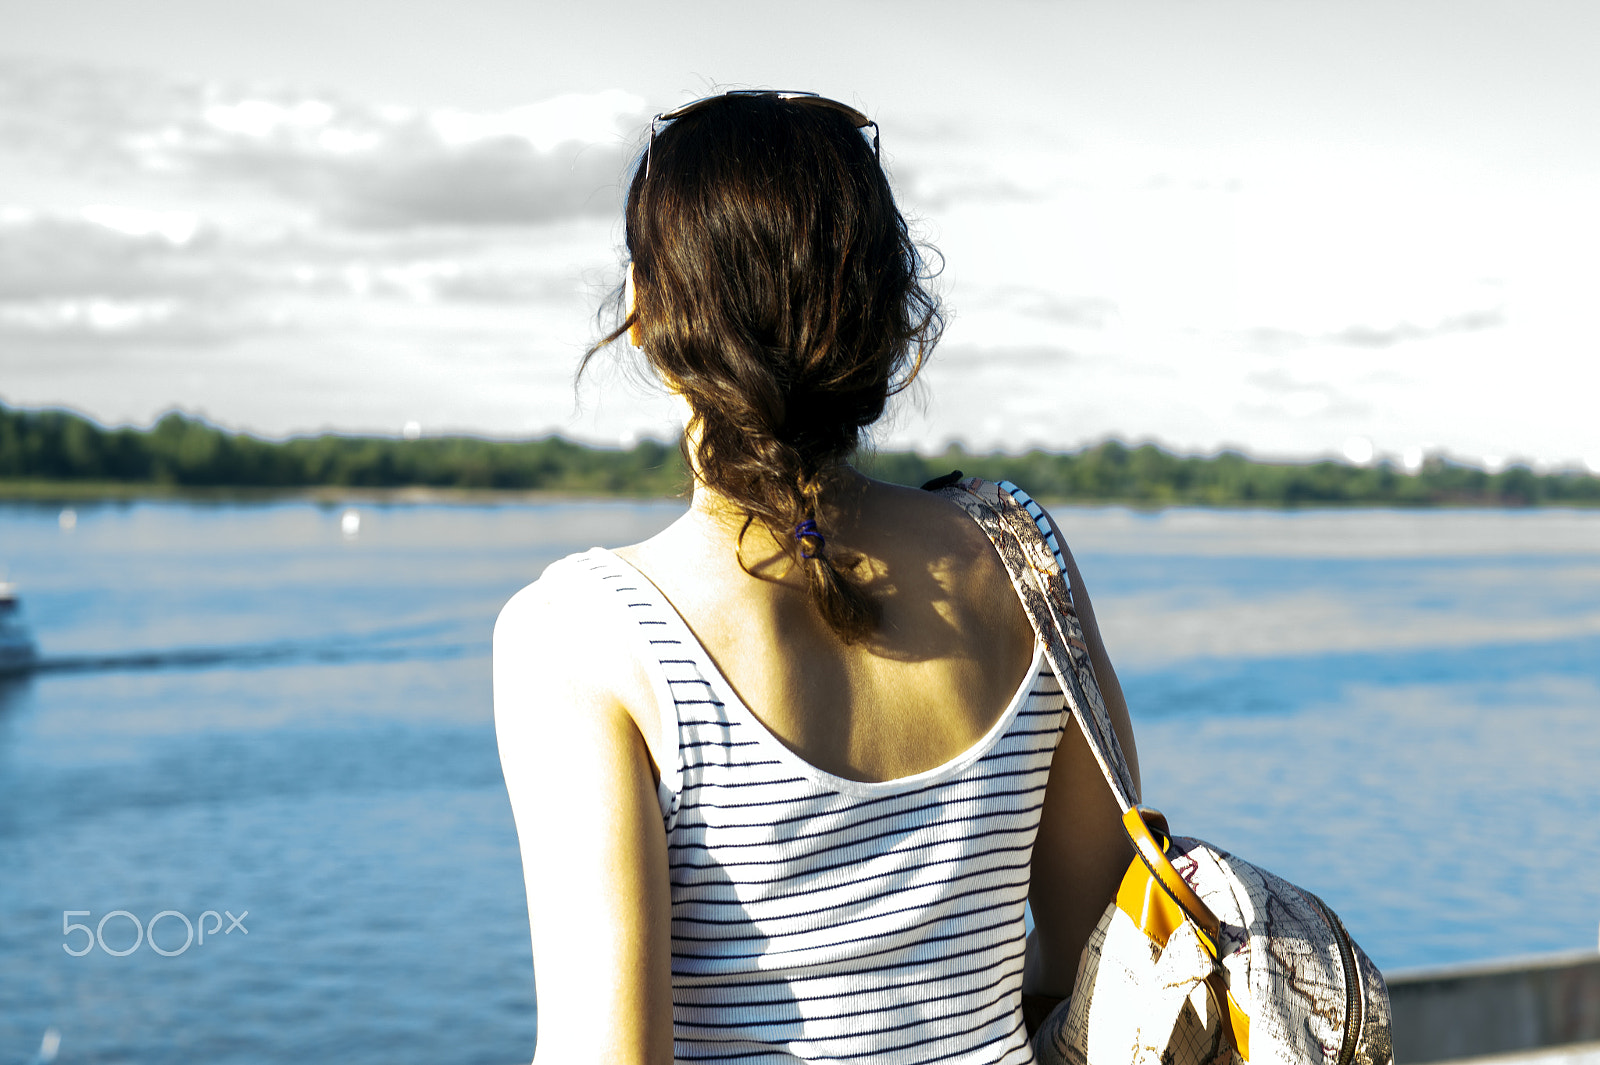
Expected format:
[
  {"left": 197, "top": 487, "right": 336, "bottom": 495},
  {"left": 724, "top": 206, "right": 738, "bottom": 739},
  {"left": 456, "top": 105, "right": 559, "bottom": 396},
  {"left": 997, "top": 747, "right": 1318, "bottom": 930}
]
[
  {"left": 861, "top": 478, "right": 1030, "bottom": 632},
  {"left": 494, "top": 556, "right": 618, "bottom": 680},
  {"left": 862, "top": 475, "right": 990, "bottom": 544},
  {"left": 492, "top": 554, "right": 650, "bottom": 742}
]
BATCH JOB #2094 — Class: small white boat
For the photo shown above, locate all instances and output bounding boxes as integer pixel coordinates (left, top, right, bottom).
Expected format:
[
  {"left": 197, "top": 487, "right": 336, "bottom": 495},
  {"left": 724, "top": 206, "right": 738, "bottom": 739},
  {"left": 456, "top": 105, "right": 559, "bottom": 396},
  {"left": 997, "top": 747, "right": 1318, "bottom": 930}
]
[{"left": 0, "top": 581, "right": 39, "bottom": 675}]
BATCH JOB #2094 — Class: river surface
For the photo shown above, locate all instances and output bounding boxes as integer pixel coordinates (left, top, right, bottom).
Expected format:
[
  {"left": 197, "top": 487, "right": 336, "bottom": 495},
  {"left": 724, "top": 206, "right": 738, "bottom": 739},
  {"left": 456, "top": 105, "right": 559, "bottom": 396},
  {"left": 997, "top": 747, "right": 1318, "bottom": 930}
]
[{"left": 1, "top": 498, "right": 1597, "bottom": 1064}]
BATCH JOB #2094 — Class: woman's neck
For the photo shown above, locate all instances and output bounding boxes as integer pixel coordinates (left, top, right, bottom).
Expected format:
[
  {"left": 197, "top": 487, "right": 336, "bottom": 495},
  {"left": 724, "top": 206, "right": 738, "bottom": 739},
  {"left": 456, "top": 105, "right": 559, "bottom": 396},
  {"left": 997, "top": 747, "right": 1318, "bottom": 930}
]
[
  {"left": 680, "top": 465, "right": 871, "bottom": 563},
  {"left": 686, "top": 465, "right": 869, "bottom": 519}
]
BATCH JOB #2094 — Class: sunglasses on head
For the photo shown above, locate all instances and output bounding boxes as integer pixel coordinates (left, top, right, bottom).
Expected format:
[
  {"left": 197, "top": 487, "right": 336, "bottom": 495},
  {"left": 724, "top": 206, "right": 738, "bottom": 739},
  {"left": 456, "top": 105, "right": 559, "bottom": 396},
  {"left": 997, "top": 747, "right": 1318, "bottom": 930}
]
[{"left": 644, "top": 90, "right": 881, "bottom": 178}]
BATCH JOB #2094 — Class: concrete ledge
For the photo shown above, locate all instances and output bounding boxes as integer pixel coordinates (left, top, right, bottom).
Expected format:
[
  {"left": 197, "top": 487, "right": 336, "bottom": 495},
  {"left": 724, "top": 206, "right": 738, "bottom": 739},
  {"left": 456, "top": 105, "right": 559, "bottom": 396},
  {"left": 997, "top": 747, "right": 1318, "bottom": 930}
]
[
  {"left": 1429, "top": 1039, "right": 1600, "bottom": 1065},
  {"left": 1388, "top": 951, "right": 1600, "bottom": 1063}
]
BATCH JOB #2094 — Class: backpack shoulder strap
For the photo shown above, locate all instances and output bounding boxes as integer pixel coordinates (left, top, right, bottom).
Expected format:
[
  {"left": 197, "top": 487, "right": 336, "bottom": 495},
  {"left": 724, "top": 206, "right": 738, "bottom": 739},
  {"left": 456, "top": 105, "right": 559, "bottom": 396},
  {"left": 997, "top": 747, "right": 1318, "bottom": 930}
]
[{"left": 930, "top": 475, "right": 1140, "bottom": 812}]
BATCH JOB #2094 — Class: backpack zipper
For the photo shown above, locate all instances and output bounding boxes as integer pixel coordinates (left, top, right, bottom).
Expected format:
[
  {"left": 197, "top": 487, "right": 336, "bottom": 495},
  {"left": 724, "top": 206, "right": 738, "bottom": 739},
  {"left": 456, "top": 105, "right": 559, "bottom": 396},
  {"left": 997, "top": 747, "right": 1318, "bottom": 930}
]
[{"left": 1304, "top": 890, "right": 1363, "bottom": 1065}]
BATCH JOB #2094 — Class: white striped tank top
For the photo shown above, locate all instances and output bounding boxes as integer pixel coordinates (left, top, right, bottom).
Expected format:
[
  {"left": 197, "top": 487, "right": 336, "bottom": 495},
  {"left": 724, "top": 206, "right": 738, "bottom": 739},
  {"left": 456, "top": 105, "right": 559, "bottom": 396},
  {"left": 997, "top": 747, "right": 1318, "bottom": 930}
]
[{"left": 565, "top": 547, "right": 1067, "bottom": 1065}]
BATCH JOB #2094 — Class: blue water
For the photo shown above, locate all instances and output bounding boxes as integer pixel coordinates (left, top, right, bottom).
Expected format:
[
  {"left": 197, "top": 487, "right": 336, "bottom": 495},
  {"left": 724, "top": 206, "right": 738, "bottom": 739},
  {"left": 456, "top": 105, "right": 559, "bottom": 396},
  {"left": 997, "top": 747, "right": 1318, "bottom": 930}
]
[{"left": 1, "top": 499, "right": 1597, "bottom": 1064}]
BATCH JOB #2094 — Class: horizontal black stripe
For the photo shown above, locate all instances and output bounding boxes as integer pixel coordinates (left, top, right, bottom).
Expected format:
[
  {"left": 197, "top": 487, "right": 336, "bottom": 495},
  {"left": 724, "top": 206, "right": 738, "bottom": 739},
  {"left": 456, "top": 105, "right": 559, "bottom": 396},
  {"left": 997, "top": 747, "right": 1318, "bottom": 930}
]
[
  {"left": 675, "top": 994, "right": 1023, "bottom": 1061},
  {"left": 675, "top": 891, "right": 1028, "bottom": 962},
  {"left": 668, "top": 784, "right": 1046, "bottom": 852},
  {"left": 674, "top": 938, "right": 1025, "bottom": 995},
  {"left": 674, "top": 853, "right": 1033, "bottom": 923},
  {"left": 680, "top": 759, "right": 1051, "bottom": 814},
  {"left": 679, "top": 967, "right": 1022, "bottom": 1032},
  {"left": 674, "top": 942, "right": 1025, "bottom": 1009},
  {"left": 679, "top": 736, "right": 1062, "bottom": 790},
  {"left": 671, "top": 856, "right": 1034, "bottom": 921},
  {"left": 680, "top": 775, "right": 811, "bottom": 796},
  {"left": 671, "top": 830, "right": 1037, "bottom": 890},
  {"left": 673, "top": 873, "right": 1030, "bottom": 945},
  {"left": 681, "top": 758, "right": 787, "bottom": 774},
  {"left": 677, "top": 971, "right": 1022, "bottom": 1041},
  {"left": 680, "top": 761, "right": 1048, "bottom": 828},
  {"left": 673, "top": 902, "right": 1022, "bottom": 963},
  {"left": 668, "top": 801, "right": 1044, "bottom": 870}
]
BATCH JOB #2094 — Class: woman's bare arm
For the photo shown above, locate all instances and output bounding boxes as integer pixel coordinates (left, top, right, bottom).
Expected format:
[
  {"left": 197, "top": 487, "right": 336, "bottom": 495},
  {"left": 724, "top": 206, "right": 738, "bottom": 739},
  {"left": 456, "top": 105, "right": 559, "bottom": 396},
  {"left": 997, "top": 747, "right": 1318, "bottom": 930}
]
[
  {"left": 493, "top": 581, "right": 674, "bottom": 1065},
  {"left": 1024, "top": 510, "right": 1139, "bottom": 1000}
]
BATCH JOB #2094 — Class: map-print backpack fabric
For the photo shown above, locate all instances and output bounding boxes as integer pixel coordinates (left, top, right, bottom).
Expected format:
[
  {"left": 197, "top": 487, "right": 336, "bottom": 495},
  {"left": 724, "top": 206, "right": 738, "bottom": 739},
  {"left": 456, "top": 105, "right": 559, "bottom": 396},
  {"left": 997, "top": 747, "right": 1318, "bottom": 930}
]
[{"left": 932, "top": 476, "right": 1394, "bottom": 1065}]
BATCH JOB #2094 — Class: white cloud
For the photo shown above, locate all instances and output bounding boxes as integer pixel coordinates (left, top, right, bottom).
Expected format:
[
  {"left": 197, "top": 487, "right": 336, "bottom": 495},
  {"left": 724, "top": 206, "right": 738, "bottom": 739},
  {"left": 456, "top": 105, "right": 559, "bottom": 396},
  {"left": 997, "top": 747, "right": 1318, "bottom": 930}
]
[
  {"left": 0, "top": 204, "right": 609, "bottom": 378},
  {"left": 203, "top": 98, "right": 337, "bottom": 138},
  {"left": 429, "top": 91, "right": 645, "bottom": 151},
  {"left": 1, "top": 59, "right": 648, "bottom": 231},
  {"left": 0, "top": 212, "right": 221, "bottom": 301},
  {"left": 0, "top": 298, "right": 180, "bottom": 334},
  {"left": 81, "top": 204, "right": 200, "bottom": 244},
  {"left": 149, "top": 89, "right": 645, "bottom": 229}
]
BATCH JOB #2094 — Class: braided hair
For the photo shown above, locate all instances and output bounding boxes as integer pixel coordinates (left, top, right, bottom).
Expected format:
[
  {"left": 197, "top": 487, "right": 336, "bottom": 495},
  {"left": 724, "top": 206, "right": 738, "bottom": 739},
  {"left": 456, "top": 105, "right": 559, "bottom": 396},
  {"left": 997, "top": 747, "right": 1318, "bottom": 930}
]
[{"left": 585, "top": 93, "right": 943, "bottom": 643}]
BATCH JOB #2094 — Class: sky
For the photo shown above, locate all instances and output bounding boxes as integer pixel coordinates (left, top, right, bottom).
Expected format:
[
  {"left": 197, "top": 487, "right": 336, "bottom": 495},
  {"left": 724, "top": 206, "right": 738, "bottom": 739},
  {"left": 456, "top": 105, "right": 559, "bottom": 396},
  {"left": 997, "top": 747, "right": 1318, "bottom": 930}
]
[{"left": 2, "top": 0, "right": 1598, "bottom": 469}]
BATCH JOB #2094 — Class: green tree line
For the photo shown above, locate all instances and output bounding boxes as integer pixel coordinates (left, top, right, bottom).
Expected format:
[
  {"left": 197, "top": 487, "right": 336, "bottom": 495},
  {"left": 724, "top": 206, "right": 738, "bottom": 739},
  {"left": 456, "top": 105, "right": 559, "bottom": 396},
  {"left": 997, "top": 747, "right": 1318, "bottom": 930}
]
[
  {"left": 860, "top": 445, "right": 1600, "bottom": 506},
  {"left": 3, "top": 401, "right": 1597, "bottom": 506},
  {"left": 0, "top": 404, "right": 685, "bottom": 495}
]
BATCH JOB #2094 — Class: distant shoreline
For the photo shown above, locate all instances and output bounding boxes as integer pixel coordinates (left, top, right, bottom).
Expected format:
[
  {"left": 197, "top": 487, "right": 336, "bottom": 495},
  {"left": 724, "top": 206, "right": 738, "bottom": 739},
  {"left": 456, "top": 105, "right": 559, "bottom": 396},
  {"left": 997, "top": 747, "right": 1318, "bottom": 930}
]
[
  {"left": 6, "top": 478, "right": 1600, "bottom": 512},
  {"left": 3, "top": 402, "right": 1598, "bottom": 508},
  {"left": 0, "top": 480, "right": 653, "bottom": 505}
]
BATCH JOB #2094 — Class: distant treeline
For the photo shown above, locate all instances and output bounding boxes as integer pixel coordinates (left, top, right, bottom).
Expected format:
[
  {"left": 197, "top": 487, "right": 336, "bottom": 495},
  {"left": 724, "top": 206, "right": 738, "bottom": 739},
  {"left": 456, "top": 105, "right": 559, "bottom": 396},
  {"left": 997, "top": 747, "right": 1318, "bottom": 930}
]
[
  {"left": 0, "top": 403, "right": 687, "bottom": 496},
  {"left": 3, "top": 402, "right": 1598, "bottom": 506}
]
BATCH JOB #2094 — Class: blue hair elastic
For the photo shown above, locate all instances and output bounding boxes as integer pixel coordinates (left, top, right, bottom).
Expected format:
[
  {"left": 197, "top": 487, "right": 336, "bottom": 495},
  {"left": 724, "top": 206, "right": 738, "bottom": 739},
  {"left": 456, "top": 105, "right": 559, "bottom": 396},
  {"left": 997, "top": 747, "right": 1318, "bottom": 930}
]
[{"left": 793, "top": 518, "right": 825, "bottom": 560}]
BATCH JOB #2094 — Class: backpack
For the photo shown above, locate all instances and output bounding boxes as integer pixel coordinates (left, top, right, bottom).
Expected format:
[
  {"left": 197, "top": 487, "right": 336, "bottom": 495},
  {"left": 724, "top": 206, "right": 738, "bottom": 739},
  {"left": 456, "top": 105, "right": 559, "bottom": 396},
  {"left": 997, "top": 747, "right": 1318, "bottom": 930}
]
[{"left": 933, "top": 476, "right": 1394, "bottom": 1065}]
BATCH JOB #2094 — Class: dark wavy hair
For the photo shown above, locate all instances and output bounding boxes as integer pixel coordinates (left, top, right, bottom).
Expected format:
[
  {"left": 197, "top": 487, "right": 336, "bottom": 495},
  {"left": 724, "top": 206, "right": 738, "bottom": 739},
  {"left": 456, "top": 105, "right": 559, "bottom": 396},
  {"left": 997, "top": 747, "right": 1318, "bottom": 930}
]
[{"left": 584, "top": 93, "right": 944, "bottom": 643}]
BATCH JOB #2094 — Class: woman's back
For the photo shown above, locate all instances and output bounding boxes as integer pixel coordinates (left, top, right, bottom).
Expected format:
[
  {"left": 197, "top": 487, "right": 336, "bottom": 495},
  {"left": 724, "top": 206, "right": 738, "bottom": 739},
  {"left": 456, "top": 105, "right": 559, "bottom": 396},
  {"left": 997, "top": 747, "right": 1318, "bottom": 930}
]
[
  {"left": 550, "top": 477, "right": 1064, "bottom": 1064},
  {"left": 614, "top": 477, "right": 1037, "bottom": 784}
]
